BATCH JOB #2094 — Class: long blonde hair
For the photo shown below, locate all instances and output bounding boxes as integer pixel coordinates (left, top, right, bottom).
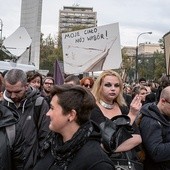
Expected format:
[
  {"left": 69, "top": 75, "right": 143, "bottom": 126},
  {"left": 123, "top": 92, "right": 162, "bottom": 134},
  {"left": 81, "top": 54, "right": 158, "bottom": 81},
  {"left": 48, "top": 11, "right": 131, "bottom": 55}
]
[{"left": 91, "top": 70, "right": 127, "bottom": 106}]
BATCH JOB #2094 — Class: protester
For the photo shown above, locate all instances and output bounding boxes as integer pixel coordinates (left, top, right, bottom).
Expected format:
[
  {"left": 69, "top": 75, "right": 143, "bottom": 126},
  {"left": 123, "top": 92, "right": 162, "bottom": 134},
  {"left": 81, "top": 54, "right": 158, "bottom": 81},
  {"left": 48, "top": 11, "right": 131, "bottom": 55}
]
[
  {"left": 139, "top": 86, "right": 170, "bottom": 170},
  {"left": 42, "top": 77, "right": 54, "bottom": 96},
  {"left": 139, "top": 77, "right": 147, "bottom": 86},
  {"left": 64, "top": 74, "right": 80, "bottom": 85},
  {"left": 80, "top": 76, "right": 94, "bottom": 90},
  {"left": 90, "top": 70, "right": 143, "bottom": 169},
  {"left": 34, "top": 84, "right": 115, "bottom": 170},
  {"left": 42, "top": 77, "right": 54, "bottom": 105},
  {"left": 123, "top": 84, "right": 133, "bottom": 108},
  {"left": 0, "top": 71, "right": 6, "bottom": 96},
  {"left": 0, "top": 72, "right": 3, "bottom": 85},
  {"left": 132, "top": 86, "right": 148, "bottom": 105},
  {"left": 123, "top": 84, "right": 133, "bottom": 95},
  {"left": 0, "top": 103, "right": 25, "bottom": 170},
  {"left": 156, "top": 75, "right": 170, "bottom": 102},
  {"left": 2, "top": 69, "right": 50, "bottom": 170},
  {"left": 26, "top": 70, "right": 43, "bottom": 91},
  {"left": 0, "top": 76, "right": 3, "bottom": 100}
]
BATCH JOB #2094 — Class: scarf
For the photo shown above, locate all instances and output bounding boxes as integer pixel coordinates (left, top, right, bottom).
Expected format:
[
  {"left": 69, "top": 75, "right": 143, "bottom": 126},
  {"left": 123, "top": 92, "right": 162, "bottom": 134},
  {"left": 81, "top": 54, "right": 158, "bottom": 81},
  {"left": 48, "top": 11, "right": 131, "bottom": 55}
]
[{"left": 40, "top": 121, "right": 93, "bottom": 170}]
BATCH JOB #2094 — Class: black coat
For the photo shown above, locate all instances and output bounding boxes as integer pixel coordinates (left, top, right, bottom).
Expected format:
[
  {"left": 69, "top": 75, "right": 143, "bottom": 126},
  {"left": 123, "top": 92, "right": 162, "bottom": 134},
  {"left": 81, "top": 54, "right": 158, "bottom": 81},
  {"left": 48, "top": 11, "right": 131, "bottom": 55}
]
[
  {"left": 90, "top": 105, "right": 140, "bottom": 160},
  {"left": 0, "top": 103, "right": 25, "bottom": 170},
  {"left": 33, "top": 122, "right": 115, "bottom": 170},
  {"left": 140, "top": 103, "right": 170, "bottom": 170},
  {"left": 2, "top": 87, "right": 50, "bottom": 169}
]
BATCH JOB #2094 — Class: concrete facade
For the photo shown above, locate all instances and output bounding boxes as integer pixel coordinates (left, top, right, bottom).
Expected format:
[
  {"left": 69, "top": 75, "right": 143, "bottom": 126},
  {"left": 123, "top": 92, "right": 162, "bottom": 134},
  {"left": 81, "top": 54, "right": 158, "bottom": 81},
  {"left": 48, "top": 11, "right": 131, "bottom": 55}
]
[
  {"left": 121, "top": 46, "right": 136, "bottom": 57},
  {"left": 122, "top": 43, "right": 163, "bottom": 57},
  {"left": 59, "top": 6, "right": 97, "bottom": 33},
  {"left": 19, "top": 0, "right": 42, "bottom": 69},
  {"left": 138, "top": 42, "right": 163, "bottom": 55}
]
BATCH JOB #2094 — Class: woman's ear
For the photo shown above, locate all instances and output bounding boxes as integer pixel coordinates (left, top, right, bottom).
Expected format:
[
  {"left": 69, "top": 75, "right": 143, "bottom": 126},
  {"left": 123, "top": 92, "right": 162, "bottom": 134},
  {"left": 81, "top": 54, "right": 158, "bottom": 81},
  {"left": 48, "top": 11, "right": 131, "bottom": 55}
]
[{"left": 68, "top": 109, "right": 77, "bottom": 122}]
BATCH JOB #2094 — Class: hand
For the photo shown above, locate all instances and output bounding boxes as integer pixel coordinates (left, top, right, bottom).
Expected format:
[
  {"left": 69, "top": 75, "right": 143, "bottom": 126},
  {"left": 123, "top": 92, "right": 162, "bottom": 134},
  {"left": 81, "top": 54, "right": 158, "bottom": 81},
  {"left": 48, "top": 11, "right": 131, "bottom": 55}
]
[{"left": 128, "top": 95, "right": 142, "bottom": 124}]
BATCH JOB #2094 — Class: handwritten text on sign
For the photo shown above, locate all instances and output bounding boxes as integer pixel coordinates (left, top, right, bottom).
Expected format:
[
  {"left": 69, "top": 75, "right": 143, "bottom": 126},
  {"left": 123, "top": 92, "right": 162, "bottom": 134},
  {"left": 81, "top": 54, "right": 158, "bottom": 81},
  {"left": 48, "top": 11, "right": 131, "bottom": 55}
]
[
  {"left": 64, "top": 28, "right": 108, "bottom": 43},
  {"left": 62, "top": 23, "right": 122, "bottom": 74}
]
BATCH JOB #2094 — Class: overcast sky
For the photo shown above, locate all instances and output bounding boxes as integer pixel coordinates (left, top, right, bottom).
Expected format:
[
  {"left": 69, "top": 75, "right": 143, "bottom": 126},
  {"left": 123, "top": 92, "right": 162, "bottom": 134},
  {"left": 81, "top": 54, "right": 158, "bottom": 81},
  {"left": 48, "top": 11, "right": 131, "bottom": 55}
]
[{"left": 0, "top": 0, "right": 170, "bottom": 46}]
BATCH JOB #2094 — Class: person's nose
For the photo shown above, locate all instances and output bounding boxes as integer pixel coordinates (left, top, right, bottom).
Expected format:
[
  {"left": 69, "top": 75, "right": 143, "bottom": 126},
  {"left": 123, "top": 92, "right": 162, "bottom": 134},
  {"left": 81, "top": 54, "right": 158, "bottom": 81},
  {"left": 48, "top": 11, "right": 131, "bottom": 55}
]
[
  {"left": 11, "top": 92, "right": 17, "bottom": 99},
  {"left": 46, "top": 109, "right": 51, "bottom": 117},
  {"left": 111, "top": 85, "right": 116, "bottom": 90},
  {"left": 36, "top": 82, "right": 40, "bottom": 86}
]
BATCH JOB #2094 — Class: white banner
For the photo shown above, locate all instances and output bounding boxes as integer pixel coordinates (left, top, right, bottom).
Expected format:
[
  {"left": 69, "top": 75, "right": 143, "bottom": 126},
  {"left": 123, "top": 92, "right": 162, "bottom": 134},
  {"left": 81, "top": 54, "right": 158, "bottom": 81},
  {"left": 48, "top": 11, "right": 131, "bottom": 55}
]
[
  {"left": 62, "top": 23, "right": 122, "bottom": 74},
  {"left": 164, "top": 32, "right": 170, "bottom": 76}
]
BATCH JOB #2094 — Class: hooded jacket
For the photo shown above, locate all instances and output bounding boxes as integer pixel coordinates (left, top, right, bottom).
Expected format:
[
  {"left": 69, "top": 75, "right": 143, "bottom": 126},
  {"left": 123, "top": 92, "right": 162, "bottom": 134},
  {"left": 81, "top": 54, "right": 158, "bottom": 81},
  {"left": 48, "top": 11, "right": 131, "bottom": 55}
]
[
  {"left": 140, "top": 103, "right": 170, "bottom": 170},
  {"left": 2, "top": 86, "right": 50, "bottom": 170},
  {"left": 0, "top": 103, "right": 25, "bottom": 170}
]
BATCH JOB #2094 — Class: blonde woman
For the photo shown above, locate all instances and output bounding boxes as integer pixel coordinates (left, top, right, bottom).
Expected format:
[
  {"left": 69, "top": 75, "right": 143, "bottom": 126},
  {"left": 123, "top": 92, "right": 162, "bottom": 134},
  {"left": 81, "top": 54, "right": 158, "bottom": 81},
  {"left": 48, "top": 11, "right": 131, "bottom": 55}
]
[{"left": 91, "top": 70, "right": 143, "bottom": 169}]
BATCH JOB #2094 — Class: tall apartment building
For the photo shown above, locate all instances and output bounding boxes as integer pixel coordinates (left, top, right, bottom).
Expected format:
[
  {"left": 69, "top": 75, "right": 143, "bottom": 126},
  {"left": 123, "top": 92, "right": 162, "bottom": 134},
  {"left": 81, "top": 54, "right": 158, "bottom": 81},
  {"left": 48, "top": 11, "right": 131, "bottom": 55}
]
[{"left": 59, "top": 6, "right": 97, "bottom": 33}]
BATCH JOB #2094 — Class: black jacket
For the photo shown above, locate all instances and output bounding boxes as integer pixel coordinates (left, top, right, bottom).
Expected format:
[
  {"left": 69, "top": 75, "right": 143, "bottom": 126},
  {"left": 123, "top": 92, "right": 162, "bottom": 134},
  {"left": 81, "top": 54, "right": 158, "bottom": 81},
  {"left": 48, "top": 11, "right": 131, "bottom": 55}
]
[
  {"left": 2, "top": 86, "right": 50, "bottom": 170},
  {"left": 33, "top": 121, "right": 115, "bottom": 170},
  {"left": 0, "top": 103, "right": 25, "bottom": 170},
  {"left": 90, "top": 105, "right": 140, "bottom": 161},
  {"left": 140, "top": 103, "right": 170, "bottom": 170}
]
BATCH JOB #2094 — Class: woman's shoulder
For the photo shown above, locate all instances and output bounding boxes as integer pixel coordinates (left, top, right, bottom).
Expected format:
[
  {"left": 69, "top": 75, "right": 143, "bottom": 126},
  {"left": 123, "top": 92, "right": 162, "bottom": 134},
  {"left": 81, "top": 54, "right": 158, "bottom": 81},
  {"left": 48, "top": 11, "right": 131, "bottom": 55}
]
[
  {"left": 70, "top": 140, "right": 114, "bottom": 169},
  {"left": 90, "top": 105, "right": 106, "bottom": 124}
]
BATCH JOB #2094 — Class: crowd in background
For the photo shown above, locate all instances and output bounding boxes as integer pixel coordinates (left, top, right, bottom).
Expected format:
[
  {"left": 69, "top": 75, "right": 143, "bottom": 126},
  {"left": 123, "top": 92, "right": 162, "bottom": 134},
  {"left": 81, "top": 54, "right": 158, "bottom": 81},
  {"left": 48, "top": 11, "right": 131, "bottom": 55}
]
[{"left": 0, "top": 69, "right": 170, "bottom": 170}]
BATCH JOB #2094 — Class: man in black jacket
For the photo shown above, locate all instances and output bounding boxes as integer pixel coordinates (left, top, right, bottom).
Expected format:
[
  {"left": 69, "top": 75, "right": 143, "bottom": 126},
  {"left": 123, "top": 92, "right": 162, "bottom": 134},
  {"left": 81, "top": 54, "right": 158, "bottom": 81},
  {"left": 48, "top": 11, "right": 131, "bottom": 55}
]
[
  {"left": 139, "top": 86, "right": 170, "bottom": 170},
  {"left": 2, "top": 69, "right": 50, "bottom": 170},
  {"left": 0, "top": 103, "right": 25, "bottom": 169}
]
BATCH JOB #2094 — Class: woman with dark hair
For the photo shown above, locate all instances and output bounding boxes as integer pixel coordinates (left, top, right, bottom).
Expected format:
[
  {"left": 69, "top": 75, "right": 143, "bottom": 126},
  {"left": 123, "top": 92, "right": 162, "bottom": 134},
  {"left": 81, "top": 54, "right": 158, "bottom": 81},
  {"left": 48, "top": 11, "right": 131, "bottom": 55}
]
[
  {"left": 34, "top": 84, "right": 114, "bottom": 170},
  {"left": 0, "top": 75, "right": 3, "bottom": 100},
  {"left": 64, "top": 74, "right": 80, "bottom": 85},
  {"left": 0, "top": 71, "right": 5, "bottom": 100},
  {"left": 26, "top": 70, "right": 43, "bottom": 91}
]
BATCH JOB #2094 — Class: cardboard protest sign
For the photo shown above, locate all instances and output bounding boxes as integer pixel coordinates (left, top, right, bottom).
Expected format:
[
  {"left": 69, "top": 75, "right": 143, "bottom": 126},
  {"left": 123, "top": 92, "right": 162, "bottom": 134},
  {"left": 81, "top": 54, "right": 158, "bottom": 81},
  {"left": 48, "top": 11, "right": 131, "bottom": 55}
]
[
  {"left": 164, "top": 32, "right": 170, "bottom": 76},
  {"left": 62, "top": 23, "right": 122, "bottom": 74}
]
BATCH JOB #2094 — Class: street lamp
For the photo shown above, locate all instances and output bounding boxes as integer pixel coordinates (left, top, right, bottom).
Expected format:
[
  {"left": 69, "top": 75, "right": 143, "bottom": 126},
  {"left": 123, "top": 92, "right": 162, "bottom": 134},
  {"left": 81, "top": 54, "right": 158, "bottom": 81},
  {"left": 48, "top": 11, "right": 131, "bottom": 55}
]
[{"left": 135, "top": 31, "right": 152, "bottom": 81}]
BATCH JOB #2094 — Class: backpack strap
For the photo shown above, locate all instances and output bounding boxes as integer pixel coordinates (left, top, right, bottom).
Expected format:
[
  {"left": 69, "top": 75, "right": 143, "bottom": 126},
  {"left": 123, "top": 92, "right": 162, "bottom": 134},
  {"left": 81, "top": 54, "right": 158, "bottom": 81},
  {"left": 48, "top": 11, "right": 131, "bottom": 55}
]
[
  {"left": 6, "top": 124, "right": 16, "bottom": 148},
  {"left": 34, "top": 96, "right": 44, "bottom": 129}
]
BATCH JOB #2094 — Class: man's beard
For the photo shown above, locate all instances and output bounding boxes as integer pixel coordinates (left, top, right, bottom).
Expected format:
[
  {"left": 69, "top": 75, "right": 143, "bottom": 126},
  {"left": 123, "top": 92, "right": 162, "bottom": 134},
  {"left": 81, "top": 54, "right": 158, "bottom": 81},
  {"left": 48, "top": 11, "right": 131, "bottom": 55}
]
[{"left": 44, "top": 88, "right": 50, "bottom": 94}]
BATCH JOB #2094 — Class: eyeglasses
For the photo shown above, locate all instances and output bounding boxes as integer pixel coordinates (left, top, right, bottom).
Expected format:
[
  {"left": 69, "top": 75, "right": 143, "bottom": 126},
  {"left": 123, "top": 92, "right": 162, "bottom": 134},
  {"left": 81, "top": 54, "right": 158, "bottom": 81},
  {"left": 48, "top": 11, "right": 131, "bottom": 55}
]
[
  {"left": 140, "top": 92, "right": 147, "bottom": 95},
  {"left": 84, "top": 84, "right": 92, "bottom": 88},
  {"left": 44, "top": 82, "right": 54, "bottom": 85},
  {"left": 165, "top": 99, "right": 170, "bottom": 105}
]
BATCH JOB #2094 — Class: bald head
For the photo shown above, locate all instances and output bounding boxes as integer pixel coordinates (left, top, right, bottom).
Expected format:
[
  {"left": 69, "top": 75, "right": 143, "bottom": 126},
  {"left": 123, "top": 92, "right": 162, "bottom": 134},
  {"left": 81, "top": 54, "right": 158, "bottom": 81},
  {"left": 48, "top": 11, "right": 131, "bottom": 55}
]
[
  {"left": 157, "top": 86, "right": 170, "bottom": 116},
  {"left": 160, "top": 86, "right": 170, "bottom": 100}
]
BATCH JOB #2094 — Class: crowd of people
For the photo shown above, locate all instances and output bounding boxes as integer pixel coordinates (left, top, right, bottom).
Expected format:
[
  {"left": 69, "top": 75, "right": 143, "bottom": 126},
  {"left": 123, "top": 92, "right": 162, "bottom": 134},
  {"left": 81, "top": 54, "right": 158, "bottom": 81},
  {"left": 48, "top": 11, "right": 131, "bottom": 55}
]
[{"left": 0, "top": 68, "right": 170, "bottom": 170}]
